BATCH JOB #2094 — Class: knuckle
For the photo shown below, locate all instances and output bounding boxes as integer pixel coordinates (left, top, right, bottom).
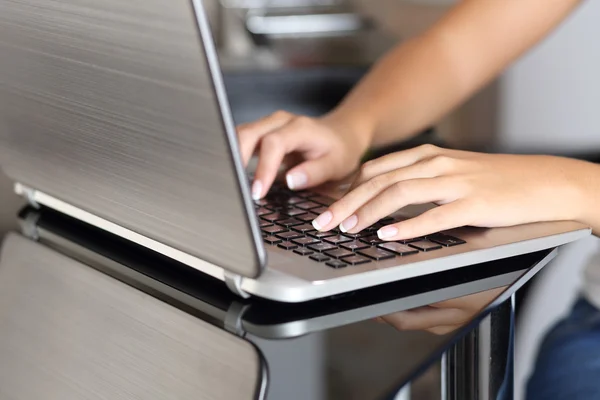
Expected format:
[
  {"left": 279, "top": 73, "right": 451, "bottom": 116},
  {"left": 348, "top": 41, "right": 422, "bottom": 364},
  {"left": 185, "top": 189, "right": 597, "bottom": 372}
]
[
  {"left": 390, "top": 180, "right": 417, "bottom": 200},
  {"left": 272, "top": 110, "right": 290, "bottom": 119},
  {"left": 419, "top": 143, "right": 440, "bottom": 154},
  {"left": 428, "top": 154, "right": 455, "bottom": 171},
  {"left": 358, "top": 160, "right": 376, "bottom": 178},
  {"left": 366, "top": 174, "right": 390, "bottom": 192},
  {"left": 261, "top": 133, "right": 281, "bottom": 149},
  {"left": 292, "top": 115, "right": 313, "bottom": 127}
]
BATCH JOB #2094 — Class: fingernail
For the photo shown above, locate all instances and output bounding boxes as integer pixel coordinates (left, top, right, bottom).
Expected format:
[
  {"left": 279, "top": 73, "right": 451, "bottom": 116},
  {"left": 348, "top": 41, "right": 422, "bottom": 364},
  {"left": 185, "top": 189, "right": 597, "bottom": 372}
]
[
  {"left": 377, "top": 226, "right": 399, "bottom": 240},
  {"left": 312, "top": 211, "right": 333, "bottom": 231},
  {"left": 339, "top": 215, "right": 358, "bottom": 233},
  {"left": 286, "top": 172, "right": 308, "bottom": 190},
  {"left": 251, "top": 180, "right": 263, "bottom": 201}
]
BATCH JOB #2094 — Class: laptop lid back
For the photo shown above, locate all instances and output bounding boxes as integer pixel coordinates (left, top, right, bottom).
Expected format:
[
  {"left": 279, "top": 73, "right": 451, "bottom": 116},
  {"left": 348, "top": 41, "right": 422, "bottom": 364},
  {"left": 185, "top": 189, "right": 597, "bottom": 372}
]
[{"left": 0, "top": 0, "right": 265, "bottom": 278}]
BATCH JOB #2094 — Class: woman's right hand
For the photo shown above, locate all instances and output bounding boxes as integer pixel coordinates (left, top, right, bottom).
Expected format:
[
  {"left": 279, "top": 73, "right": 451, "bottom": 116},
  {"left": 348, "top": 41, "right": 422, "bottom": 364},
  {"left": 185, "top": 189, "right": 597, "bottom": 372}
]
[{"left": 237, "top": 110, "right": 372, "bottom": 200}]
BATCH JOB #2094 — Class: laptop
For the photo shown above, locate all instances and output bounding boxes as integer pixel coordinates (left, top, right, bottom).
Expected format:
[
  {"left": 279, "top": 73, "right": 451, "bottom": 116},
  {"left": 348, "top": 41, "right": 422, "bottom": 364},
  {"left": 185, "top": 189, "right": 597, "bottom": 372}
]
[
  {"left": 0, "top": 0, "right": 590, "bottom": 302},
  {"left": 18, "top": 205, "right": 558, "bottom": 339},
  {"left": 8, "top": 207, "right": 556, "bottom": 399}
]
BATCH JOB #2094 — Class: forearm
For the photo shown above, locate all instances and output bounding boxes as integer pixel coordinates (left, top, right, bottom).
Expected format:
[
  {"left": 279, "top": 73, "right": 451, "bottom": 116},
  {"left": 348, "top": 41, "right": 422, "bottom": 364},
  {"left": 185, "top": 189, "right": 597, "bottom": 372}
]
[
  {"left": 575, "top": 161, "right": 600, "bottom": 236},
  {"left": 328, "top": 0, "right": 581, "bottom": 148}
]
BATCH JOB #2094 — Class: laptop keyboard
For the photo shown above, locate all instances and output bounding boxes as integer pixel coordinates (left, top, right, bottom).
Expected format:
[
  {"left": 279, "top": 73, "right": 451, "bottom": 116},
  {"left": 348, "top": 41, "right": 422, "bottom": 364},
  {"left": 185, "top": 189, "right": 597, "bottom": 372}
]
[{"left": 254, "top": 184, "right": 466, "bottom": 270}]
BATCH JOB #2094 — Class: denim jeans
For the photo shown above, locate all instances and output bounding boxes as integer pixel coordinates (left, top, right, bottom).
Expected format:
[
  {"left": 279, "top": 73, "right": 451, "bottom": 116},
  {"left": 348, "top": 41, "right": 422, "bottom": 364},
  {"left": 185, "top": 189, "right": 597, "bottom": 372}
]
[{"left": 527, "top": 297, "right": 600, "bottom": 400}]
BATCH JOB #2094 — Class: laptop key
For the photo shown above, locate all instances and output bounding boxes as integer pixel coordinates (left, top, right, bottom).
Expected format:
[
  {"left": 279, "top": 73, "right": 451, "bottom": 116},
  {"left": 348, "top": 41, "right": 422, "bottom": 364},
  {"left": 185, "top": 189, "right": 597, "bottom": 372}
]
[
  {"left": 341, "top": 240, "right": 370, "bottom": 252},
  {"left": 276, "top": 218, "right": 304, "bottom": 227},
  {"left": 324, "top": 235, "right": 353, "bottom": 245},
  {"left": 399, "top": 237, "right": 424, "bottom": 244},
  {"left": 428, "top": 234, "right": 466, "bottom": 247},
  {"left": 311, "top": 206, "right": 329, "bottom": 215},
  {"left": 261, "top": 212, "right": 284, "bottom": 222},
  {"left": 281, "top": 207, "right": 307, "bottom": 217},
  {"left": 276, "top": 231, "right": 303, "bottom": 240},
  {"left": 294, "top": 248, "right": 314, "bottom": 256},
  {"left": 326, "top": 260, "right": 348, "bottom": 269},
  {"left": 378, "top": 242, "right": 419, "bottom": 256},
  {"left": 409, "top": 241, "right": 443, "bottom": 252},
  {"left": 259, "top": 220, "right": 274, "bottom": 228},
  {"left": 308, "top": 243, "right": 338, "bottom": 253},
  {"left": 286, "top": 196, "right": 306, "bottom": 205},
  {"left": 343, "top": 231, "right": 372, "bottom": 239},
  {"left": 263, "top": 225, "right": 287, "bottom": 235},
  {"left": 343, "top": 255, "right": 372, "bottom": 265},
  {"left": 358, "top": 248, "right": 396, "bottom": 261},
  {"left": 297, "top": 212, "right": 318, "bottom": 222},
  {"left": 278, "top": 241, "right": 299, "bottom": 250},
  {"left": 256, "top": 207, "right": 273, "bottom": 216},
  {"left": 309, "top": 195, "right": 335, "bottom": 206},
  {"left": 360, "top": 235, "right": 383, "bottom": 245},
  {"left": 309, "top": 254, "right": 331, "bottom": 263},
  {"left": 264, "top": 236, "right": 283, "bottom": 245},
  {"left": 296, "top": 201, "right": 321, "bottom": 210},
  {"left": 308, "top": 231, "right": 336, "bottom": 239},
  {"left": 292, "top": 224, "right": 315, "bottom": 233},
  {"left": 292, "top": 237, "right": 320, "bottom": 247},
  {"left": 324, "top": 248, "right": 354, "bottom": 259}
]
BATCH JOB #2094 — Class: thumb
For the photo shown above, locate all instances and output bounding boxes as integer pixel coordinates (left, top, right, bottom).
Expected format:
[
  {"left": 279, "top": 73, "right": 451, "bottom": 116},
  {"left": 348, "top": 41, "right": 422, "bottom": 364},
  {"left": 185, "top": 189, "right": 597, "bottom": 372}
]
[{"left": 285, "top": 157, "right": 339, "bottom": 191}]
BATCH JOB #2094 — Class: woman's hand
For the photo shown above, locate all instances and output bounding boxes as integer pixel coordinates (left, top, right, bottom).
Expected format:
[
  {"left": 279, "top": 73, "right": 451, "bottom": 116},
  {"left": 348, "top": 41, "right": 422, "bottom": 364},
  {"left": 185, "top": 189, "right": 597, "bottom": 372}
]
[
  {"left": 311, "top": 144, "right": 592, "bottom": 239},
  {"left": 237, "top": 111, "right": 372, "bottom": 200},
  {"left": 377, "top": 288, "right": 505, "bottom": 335}
]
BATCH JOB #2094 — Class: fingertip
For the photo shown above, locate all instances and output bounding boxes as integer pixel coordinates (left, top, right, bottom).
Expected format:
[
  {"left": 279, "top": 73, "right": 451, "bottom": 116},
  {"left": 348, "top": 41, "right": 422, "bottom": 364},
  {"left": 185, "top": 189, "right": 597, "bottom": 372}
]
[
  {"left": 377, "top": 225, "right": 399, "bottom": 240},
  {"left": 251, "top": 180, "right": 263, "bottom": 200},
  {"left": 286, "top": 170, "right": 308, "bottom": 191}
]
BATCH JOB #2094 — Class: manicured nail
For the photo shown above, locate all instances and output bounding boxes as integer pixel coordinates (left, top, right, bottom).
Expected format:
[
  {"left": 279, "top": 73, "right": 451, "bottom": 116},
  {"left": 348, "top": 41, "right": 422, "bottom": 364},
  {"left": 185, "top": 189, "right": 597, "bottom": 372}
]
[
  {"left": 312, "top": 211, "right": 333, "bottom": 231},
  {"left": 377, "top": 226, "right": 399, "bottom": 240},
  {"left": 251, "top": 180, "right": 263, "bottom": 200},
  {"left": 339, "top": 215, "right": 358, "bottom": 233},
  {"left": 286, "top": 172, "right": 308, "bottom": 190}
]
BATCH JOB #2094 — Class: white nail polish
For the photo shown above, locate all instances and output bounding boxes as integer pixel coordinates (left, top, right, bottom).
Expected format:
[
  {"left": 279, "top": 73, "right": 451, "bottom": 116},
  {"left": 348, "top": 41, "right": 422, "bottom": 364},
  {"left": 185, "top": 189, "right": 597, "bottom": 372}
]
[
  {"left": 251, "top": 180, "right": 263, "bottom": 201},
  {"left": 286, "top": 172, "right": 308, "bottom": 191},
  {"left": 377, "top": 226, "right": 399, "bottom": 240},
  {"left": 312, "top": 211, "right": 333, "bottom": 231},
  {"left": 311, "top": 219, "right": 321, "bottom": 231},
  {"left": 339, "top": 215, "right": 358, "bottom": 233}
]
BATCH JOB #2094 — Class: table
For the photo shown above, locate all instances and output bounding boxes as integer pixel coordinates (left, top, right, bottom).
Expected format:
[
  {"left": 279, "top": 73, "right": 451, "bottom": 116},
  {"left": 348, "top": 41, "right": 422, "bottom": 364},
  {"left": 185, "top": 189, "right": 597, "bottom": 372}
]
[{"left": 0, "top": 206, "right": 557, "bottom": 400}]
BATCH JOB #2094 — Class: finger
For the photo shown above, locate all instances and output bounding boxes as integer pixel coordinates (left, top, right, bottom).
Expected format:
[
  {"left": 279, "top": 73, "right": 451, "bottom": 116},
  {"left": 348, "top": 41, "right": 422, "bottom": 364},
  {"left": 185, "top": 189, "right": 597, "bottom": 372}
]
[
  {"left": 251, "top": 120, "right": 314, "bottom": 199},
  {"left": 381, "top": 307, "right": 466, "bottom": 331},
  {"left": 237, "top": 111, "right": 293, "bottom": 166},
  {"left": 314, "top": 161, "right": 448, "bottom": 232},
  {"left": 350, "top": 178, "right": 461, "bottom": 235},
  {"left": 377, "top": 200, "right": 473, "bottom": 241},
  {"left": 285, "top": 156, "right": 340, "bottom": 191},
  {"left": 252, "top": 134, "right": 295, "bottom": 199},
  {"left": 349, "top": 144, "right": 445, "bottom": 190}
]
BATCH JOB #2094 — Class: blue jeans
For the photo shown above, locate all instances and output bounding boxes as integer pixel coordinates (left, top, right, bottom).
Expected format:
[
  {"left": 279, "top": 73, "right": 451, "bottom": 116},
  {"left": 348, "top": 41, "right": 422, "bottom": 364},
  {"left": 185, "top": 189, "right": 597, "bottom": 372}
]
[{"left": 527, "top": 297, "right": 600, "bottom": 400}]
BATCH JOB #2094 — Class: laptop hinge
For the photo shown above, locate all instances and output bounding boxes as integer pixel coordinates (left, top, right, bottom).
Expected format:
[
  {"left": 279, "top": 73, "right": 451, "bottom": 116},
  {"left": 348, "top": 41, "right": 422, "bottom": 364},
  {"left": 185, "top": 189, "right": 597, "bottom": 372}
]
[
  {"left": 224, "top": 271, "right": 251, "bottom": 299},
  {"left": 20, "top": 209, "right": 41, "bottom": 241},
  {"left": 224, "top": 301, "right": 251, "bottom": 337},
  {"left": 15, "top": 183, "right": 40, "bottom": 209}
]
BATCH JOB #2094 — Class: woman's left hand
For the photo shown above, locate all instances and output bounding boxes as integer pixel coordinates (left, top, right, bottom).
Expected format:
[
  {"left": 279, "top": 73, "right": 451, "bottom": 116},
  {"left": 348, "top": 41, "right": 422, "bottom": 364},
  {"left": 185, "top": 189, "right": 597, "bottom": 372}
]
[{"left": 311, "top": 144, "right": 590, "bottom": 240}]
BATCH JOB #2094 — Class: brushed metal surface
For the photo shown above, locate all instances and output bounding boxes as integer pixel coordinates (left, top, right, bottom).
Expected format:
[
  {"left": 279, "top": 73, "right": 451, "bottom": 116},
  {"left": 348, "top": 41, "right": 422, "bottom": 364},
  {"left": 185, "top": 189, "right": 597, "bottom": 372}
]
[
  {"left": 0, "top": 233, "right": 265, "bottom": 400},
  {"left": 0, "top": 0, "right": 265, "bottom": 278}
]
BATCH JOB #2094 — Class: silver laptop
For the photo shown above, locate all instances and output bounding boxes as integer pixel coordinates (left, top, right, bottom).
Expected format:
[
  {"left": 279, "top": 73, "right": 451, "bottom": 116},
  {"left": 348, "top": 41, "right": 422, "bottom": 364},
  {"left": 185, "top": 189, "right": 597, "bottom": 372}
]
[
  {"left": 0, "top": 0, "right": 590, "bottom": 302},
  {"left": 17, "top": 205, "right": 559, "bottom": 340}
]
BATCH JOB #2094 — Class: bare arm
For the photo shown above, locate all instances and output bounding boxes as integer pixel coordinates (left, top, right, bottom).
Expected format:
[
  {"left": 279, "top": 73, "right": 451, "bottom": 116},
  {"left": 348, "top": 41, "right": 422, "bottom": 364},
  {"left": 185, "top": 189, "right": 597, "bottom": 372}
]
[
  {"left": 333, "top": 0, "right": 582, "bottom": 147},
  {"left": 238, "top": 0, "right": 582, "bottom": 197}
]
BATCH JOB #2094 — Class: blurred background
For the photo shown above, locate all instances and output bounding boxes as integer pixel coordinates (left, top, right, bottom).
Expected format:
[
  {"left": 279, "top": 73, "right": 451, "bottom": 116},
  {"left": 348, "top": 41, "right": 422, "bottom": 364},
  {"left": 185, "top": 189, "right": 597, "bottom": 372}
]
[{"left": 0, "top": 0, "right": 598, "bottom": 398}]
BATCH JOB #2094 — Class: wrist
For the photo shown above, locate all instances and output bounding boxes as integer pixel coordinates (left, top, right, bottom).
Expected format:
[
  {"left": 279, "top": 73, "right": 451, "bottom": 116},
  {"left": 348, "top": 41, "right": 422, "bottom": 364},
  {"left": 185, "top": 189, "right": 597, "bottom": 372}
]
[
  {"left": 321, "top": 108, "right": 375, "bottom": 157},
  {"left": 567, "top": 160, "right": 600, "bottom": 231}
]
